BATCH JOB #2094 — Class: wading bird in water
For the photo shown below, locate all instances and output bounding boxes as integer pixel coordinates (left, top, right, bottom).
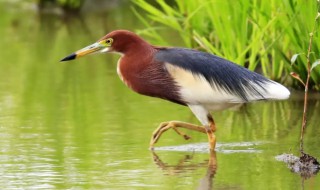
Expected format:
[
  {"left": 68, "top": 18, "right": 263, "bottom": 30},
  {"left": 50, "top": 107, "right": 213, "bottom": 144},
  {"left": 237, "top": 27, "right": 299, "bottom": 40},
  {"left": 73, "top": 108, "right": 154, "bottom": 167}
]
[{"left": 61, "top": 30, "right": 290, "bottom": 151}]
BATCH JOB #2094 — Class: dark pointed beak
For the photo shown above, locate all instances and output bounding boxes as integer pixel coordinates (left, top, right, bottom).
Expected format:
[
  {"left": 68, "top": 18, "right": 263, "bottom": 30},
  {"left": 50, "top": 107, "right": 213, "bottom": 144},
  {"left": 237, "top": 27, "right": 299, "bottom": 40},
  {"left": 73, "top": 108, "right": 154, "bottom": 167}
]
[
  {"left": 60, "top": 53, "right": 77, "bottom": 61},
  {"left": 60, "top": 42, "right": 107, "bottom": 62}
]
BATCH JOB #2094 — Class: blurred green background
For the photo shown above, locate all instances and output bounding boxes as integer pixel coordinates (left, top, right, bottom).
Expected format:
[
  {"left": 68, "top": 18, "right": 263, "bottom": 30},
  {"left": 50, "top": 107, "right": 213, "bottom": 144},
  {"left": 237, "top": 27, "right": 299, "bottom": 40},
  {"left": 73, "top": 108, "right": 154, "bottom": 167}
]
[{"left": 0, "top": 0, "right": 319, "bottom": 189}]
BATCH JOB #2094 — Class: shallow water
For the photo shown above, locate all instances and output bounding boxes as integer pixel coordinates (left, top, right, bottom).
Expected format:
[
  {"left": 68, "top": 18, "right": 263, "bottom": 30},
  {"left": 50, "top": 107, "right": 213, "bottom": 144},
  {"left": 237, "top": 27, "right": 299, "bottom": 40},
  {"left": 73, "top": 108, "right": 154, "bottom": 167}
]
[{"left": 0, "top": 1, "right": 319, "bottom": 189}]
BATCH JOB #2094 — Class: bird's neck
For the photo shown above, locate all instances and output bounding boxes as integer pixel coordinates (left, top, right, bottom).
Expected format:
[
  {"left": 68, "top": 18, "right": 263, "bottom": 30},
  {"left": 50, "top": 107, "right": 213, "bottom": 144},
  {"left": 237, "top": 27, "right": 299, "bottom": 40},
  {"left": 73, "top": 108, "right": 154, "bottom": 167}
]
[
  {"left": 122, "top": 44, "right": 155, "bottom": 67},
  {"left": 117, "top": 45, "right": 155, "bottom": 89}
]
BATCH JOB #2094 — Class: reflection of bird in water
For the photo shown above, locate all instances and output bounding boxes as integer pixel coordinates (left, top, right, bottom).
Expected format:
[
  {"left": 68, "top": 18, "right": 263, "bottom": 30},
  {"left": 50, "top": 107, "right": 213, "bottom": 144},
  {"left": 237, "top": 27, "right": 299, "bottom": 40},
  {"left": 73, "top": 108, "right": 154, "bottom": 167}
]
[
  {"left": 152, "top": 151, "right": 217, "bottom": 189},
  {"left": 61, "top": 30, "right": 290, "bottom": 150}
]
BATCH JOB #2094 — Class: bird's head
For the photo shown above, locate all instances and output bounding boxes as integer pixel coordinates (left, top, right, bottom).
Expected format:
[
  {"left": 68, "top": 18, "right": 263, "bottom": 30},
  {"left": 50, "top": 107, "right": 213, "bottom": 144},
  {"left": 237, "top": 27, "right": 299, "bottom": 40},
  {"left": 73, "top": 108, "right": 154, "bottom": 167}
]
[{"left": 60, "top": 30, "right": 150, "bottom": 62}]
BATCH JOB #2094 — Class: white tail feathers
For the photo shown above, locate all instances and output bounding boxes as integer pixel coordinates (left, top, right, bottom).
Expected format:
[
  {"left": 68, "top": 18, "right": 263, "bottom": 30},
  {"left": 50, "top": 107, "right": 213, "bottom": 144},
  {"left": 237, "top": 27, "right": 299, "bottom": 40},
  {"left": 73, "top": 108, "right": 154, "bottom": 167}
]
[{"left": 264, "top": 81, "right": 290, "bottom": 100}]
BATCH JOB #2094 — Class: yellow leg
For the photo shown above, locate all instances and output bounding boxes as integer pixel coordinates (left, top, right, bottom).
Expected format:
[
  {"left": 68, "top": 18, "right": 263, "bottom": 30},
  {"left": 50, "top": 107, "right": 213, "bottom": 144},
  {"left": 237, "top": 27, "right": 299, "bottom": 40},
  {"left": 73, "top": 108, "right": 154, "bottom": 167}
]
[
  {"left": 206, "top": 116, "right": 217, "bottom": 151},
  {"left": 206, "top": 130, "right": 216, "bottom": 151},
  {"left": 149, "top": 121, "right": 206, "bottom": 149}
]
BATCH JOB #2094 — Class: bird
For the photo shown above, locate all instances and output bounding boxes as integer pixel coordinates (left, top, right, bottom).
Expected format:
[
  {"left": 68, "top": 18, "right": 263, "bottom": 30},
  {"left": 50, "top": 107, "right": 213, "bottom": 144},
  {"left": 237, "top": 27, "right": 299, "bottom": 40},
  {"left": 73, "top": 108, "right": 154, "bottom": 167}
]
[{"left": 61, "top": 30, "right": 290, "bottom": 151}]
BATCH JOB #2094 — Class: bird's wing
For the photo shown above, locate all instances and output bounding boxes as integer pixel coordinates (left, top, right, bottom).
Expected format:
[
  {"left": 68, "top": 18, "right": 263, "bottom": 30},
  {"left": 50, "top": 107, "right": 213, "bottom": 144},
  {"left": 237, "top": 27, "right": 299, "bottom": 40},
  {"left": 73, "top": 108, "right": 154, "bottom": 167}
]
[{"left": 154, "top": 48, "right": 290, "bottom": 104}]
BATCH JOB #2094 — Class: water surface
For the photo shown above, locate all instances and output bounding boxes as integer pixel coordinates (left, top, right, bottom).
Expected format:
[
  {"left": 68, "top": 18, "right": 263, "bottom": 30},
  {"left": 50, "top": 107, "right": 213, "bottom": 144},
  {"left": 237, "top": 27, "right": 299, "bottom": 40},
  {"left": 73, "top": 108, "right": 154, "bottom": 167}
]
[{"left": 0, "top": 1, "right": 319, "bottom": 189}]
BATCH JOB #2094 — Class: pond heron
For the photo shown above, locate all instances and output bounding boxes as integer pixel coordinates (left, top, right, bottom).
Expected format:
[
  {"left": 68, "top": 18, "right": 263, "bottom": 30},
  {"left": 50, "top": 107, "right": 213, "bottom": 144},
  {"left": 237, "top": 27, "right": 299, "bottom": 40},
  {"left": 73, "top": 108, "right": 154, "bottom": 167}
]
[{"left": 61, "top": 30, "right": 290, "bottom": 151}]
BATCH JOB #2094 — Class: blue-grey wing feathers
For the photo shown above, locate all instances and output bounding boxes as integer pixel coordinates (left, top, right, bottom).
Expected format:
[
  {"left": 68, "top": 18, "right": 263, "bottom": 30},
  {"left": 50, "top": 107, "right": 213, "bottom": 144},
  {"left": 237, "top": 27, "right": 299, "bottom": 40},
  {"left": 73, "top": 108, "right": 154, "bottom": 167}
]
[{"left": 155, "top": 48, "right": 290, "bottom": 103}]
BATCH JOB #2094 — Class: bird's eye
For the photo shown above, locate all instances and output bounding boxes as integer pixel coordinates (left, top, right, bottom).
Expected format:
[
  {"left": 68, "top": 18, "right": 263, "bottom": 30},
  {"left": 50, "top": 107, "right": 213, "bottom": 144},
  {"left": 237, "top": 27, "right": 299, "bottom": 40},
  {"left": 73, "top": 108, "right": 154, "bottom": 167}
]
[{"left": 105, "top": 38, "right": 113, "bottom": 45}]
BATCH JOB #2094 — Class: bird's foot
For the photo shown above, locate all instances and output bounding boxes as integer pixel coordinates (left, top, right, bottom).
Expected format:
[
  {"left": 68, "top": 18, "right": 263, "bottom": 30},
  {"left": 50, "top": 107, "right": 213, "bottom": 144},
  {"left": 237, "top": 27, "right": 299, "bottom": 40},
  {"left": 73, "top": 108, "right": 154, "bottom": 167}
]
[
  {"left": 149, "top": 121, "right": 206, "bottom": 149},
  {"left": 205, "top": 122, "right": 217, "bottom": 151}
]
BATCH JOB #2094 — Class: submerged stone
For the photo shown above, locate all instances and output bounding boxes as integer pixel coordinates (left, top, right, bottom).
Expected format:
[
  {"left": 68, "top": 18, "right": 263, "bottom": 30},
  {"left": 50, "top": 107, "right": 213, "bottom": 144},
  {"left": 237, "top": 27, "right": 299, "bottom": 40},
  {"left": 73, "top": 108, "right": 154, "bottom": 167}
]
[{"left": 275, "top": 153, "right": 320, "bottom": 179}]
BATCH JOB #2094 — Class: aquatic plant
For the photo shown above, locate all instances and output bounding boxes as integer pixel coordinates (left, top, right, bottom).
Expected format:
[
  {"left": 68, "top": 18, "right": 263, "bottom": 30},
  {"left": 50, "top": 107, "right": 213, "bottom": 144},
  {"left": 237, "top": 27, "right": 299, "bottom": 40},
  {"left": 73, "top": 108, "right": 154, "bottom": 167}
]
[
  {"left": 290, "top": 1, "right": 320, "bottom": 153},
  {"left": 277, "top": 0, "right": 320, "bottom": 179}
]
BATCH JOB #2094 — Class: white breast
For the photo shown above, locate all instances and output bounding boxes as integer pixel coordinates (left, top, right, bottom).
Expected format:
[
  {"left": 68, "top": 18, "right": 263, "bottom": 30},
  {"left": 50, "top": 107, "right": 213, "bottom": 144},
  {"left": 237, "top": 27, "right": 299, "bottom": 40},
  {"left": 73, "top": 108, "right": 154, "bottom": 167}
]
[
  {"left": 116, "top": 57, "right": 131, "bottom": 88},
  {"left": 116, "top": 58, "right": 123, "bottom": 81}
]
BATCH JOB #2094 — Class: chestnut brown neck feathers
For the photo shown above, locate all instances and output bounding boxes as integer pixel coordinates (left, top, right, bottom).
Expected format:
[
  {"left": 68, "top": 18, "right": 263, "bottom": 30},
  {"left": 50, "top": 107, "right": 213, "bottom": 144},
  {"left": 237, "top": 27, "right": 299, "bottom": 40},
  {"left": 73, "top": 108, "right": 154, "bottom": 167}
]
[{"left": 105, "top": 31, "right": 185, "bottom": 105}]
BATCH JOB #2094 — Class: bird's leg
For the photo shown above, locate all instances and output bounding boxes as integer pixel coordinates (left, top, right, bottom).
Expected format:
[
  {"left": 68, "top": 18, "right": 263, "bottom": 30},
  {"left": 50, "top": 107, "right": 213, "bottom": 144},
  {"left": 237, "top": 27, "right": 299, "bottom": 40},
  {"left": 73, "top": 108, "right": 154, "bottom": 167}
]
[
  {"left": 205, "top": 114, "right": 217, "bottom": 151},
  {"left": 149, "top": 121, "right": 206, "bottom": 149},
  {"left": 187, "top": 105, "right": 218, "bottom": 151}
]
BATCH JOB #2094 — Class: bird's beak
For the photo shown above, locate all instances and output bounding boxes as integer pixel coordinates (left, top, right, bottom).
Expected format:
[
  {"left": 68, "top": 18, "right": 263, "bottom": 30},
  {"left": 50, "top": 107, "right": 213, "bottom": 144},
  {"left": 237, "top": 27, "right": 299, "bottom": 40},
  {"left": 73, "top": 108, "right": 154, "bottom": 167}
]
[{"left": 60, "top": 41, "right": 110, "bottom": 62}]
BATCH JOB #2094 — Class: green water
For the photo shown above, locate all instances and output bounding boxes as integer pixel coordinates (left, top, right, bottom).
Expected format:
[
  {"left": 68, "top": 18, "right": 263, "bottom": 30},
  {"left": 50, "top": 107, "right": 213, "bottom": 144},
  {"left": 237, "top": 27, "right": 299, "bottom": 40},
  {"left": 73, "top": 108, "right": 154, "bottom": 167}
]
[{"left": 0, "top": 1, "right": 319, "bottom": 189}]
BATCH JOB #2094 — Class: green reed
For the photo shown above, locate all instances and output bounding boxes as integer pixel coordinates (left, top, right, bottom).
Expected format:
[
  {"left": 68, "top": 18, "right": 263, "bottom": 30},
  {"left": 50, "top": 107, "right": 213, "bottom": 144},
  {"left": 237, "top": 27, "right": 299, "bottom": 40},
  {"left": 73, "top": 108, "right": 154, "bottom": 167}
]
[{"left": 133, "top": 0, "right": 320, "bottom": 90}]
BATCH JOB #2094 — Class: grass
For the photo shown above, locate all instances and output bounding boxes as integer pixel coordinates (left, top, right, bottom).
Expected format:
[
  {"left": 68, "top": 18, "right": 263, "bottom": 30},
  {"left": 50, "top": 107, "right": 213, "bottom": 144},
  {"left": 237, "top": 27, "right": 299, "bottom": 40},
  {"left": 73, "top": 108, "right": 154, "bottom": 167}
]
[{"left": 133, "top": 0, "right": 320, "bottom": 90}]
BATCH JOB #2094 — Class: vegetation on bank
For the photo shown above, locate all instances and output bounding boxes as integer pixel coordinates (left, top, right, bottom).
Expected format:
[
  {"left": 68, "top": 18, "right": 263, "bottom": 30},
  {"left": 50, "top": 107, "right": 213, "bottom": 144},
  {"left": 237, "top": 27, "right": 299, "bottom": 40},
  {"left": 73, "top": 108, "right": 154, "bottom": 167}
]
[
  {"left": 133, "top": 0, "right": 320, "bottom": 90},
  {"left": 38, "top": 0, "right": 84, "bottom": 11}
]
